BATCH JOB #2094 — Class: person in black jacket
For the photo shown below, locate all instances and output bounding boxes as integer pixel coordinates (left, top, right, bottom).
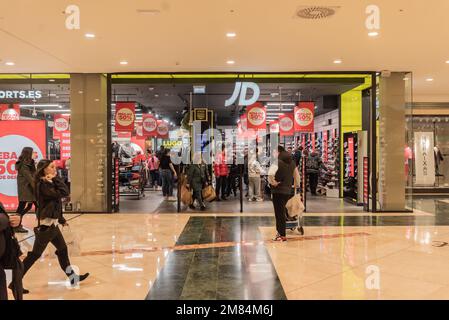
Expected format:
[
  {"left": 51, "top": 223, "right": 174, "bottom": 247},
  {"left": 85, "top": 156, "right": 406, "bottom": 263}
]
[
  {"left": 21, "top": 160, "right": 89, "bottom": 292},
  {"left": 14, "top": 147, "right": 37, "bottom": 233},
  {"left": 271, "top": 146, "right": 296, "bottom": 242},
  {"left": 0, "top": 209, "right": 23, "bottom": 300}
]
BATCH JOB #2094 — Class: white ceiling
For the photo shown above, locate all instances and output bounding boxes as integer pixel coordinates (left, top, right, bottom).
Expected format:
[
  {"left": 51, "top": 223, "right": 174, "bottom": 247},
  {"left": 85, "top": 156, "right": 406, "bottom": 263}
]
[{"left": 0, "top": 0, "right": 448, "bottom": 102}]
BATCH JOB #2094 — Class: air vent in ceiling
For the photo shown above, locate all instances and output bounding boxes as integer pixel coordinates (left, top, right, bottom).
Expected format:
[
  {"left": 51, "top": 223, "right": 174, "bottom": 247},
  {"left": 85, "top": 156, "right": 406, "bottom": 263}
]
[{"left": 296, "top": 6, "right": 340, "bottom": 19}]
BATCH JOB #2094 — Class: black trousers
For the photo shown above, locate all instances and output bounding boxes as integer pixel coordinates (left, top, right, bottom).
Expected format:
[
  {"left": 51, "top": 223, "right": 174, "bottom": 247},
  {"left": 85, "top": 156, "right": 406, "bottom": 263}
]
[
  {"left": 22, "top": 225, "right": 71, "bottom": 278},
  {"left": 192, "top": 188, "right": 205, "bottom": 208},
  {"left": 216, "top": 176, "right": 227, "bottom": 199},
  {"left": 272, "top": 193, "right": 291, "bottom": 237},
  {"left": 0, "top": 234, "right": 23, "bottom": 300},
  {"left": 308, "top": 173, "right": 319, "bottom": 195}
]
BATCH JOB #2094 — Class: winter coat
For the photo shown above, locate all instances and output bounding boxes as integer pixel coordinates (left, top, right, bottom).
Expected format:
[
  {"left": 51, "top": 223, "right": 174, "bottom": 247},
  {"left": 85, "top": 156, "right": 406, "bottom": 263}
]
[
  {"left": 186, "top": 164, "right": 208, "bottom": 191},
  {"left": 15, "top": 160, "right": 36, "bottom": 202},
  {"left": 248, "top": 156, "right": 263, "bottom": 178},
  {"left": 306, "top": 152, "right": 324, "bottom": 174},
  {"left": 36, "top": 177, "right": 69, "bottom": 225},
  {"left": 213, "top": 152, "right": 229, "bottom": 177},
  {"left": 273, "top": 151, "right": 296, "bottom": 195}
]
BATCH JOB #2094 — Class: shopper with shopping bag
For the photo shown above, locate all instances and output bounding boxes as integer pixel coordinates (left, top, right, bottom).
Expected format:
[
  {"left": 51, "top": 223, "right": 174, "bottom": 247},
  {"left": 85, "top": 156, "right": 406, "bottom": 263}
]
[{"left": 21, "top": 160, "right": 89, "bottom": 293}]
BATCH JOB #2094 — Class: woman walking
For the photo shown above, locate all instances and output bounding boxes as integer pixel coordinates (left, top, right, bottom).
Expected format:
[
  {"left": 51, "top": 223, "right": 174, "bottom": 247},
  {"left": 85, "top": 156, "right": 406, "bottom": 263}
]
[
  {"left": 186, "top": 153, "right": 208, "bottom": 211},
  {"left": 21, "top": 160, "right": 89, "bottom": 292},
  {"left": 159, "top": 149, "right": 177, "bottom": 201},
  {"left": 14, "top": 147, "right": 37, "bottom": 233}
]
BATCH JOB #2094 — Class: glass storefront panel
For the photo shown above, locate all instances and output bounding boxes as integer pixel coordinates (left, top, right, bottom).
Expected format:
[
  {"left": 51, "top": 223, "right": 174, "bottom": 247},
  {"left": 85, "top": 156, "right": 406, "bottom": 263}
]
[{"left": 0, "top": 74, "right": 71, "bottom": 211}]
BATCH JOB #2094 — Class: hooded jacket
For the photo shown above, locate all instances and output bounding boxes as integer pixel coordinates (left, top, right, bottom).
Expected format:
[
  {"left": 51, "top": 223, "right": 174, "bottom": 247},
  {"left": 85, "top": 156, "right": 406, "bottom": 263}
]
[
  {"left": 273, "top": 151, "right": 296, "bottom": 195},
  {"left": 15, "top": 160, "right": 36, "bottom": 202}
]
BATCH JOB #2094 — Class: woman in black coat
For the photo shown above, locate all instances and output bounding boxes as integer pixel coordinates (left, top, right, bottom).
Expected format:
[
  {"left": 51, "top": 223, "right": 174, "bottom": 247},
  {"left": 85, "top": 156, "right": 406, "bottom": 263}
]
[
  {"left": 21, "top": 160, "right": 89, "bottom": 292},
  {"left": 14, "top": 147, "right": 37, "bottom": 233},
  {"left": 0, "top": 209, "right": 23, "bottom": 300}
]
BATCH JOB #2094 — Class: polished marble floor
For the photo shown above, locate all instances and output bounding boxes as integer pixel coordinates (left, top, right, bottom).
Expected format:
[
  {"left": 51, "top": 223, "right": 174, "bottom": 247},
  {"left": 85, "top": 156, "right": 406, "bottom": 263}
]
[{"left": 5, "top": 198, "right": 449, "bottom": 300}]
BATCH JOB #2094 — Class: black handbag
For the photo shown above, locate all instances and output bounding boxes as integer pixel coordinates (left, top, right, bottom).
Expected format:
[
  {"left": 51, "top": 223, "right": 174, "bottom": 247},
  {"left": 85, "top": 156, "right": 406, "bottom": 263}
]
[{"left": 0, "top": 212, "right": 22, "bottom": 270}]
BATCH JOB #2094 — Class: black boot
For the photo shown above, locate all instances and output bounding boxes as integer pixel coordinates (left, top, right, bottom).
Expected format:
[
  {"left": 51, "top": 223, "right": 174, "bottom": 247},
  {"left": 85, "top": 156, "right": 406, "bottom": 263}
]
[{"left": 68, "top": 272, "right": 90, "bottom": 286}]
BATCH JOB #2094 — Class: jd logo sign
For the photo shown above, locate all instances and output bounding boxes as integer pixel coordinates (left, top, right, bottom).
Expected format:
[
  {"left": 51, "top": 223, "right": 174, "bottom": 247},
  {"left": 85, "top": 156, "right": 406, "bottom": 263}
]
[{"left": 225, "top": 82, "right": 260, "bottom": 107}]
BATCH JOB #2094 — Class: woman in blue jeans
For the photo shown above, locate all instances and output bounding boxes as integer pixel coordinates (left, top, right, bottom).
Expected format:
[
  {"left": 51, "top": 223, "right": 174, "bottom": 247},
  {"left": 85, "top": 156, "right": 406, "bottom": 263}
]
[{"left": 159, "top": 149, "right": 177, "bottom": 201}]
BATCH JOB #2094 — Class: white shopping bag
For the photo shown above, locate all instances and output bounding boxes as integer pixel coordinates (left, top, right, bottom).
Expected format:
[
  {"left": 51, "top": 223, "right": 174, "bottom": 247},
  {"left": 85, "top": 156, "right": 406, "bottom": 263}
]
[
  {"left": 286, "top": 194, "right": 305, "bottom": 218},
  {"left": 60, "top": 225, "right": 82, "bottom": 257}
]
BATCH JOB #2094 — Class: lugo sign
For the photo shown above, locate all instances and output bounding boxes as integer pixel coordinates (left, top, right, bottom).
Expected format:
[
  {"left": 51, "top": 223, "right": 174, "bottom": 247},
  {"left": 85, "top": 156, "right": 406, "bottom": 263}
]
[
  {"left": 0, "top": 90, "right": 42, "bottom": 99},
  {"left": 225, "top": 82, "right": 260, "bottom": 107}
]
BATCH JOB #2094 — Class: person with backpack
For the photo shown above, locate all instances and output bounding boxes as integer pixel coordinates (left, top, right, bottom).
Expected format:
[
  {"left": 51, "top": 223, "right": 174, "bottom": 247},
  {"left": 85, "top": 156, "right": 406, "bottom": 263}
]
[
  {"left": 306, "top": 151, "right": 324, "bottom": 196},
  {"left": 21, "top": 160, "right": 89, "bottom": 293},
  {"left": 14, "top": 147, "right": 38, "bottom": 233},
  {"left": 0, "top": 207, "right": 23, "bottom": 300}
]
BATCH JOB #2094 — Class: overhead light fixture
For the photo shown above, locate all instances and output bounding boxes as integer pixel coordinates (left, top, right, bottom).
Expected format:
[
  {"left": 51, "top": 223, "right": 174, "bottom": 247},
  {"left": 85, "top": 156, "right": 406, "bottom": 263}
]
[
  {"left": 120, "top": 61, "right": 128, "bottom": 65},
  {"left": 333, "top": 59, "right": 342, "bottom": 64},
  {"left": 193, "top": 85, "right": 206, "bottom": 94},
  {"left": 227, "top": 60, "right": 235, "bottom": 65},
  {"left": 20, "top": 104, "right": 61, "bottom": 108},
  {"left": 446, "top": 60, "right": 449, "bottom": 64},
  {"left": 368, "top": 31, "right": 379, "bottom": 37},
  {"left": 137, "top": 9, "right": 161, "bottom": 15},
  {"left": 426, "top": 78, "right": 434, "bottom": 82},
  {"left": 226, "top": 32, "right": 237, "bottom": 38},
  {"left": 85, "top": 33, "right": 96, "bottom": 38},
  {"left": 49, "top": 79, "right": 55, "bottom": 82},
  {"left": 43, "top": 109, "right": 70, "bottom": 113},
  {"left": 5, "top": 62, "right": 15, "bottom": 66}
]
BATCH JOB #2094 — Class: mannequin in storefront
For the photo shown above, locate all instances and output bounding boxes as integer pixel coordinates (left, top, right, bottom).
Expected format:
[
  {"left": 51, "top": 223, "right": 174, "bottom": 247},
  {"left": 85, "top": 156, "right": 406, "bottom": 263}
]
[{"left": 434, "top": 145, "right": 444, "bottom": 175}]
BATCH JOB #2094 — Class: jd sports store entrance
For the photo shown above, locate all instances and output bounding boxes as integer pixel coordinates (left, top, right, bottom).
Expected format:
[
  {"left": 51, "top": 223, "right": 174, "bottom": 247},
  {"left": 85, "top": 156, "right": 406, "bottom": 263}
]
[{"left": 108, "top": 72, "right": 413, "bottom": 214}]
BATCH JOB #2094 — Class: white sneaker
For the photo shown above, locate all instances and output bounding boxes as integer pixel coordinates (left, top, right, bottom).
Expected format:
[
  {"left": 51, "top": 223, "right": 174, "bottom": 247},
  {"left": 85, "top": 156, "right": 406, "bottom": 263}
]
[{"left": 256, "top": 197, "right": 264, "bottom": 202}]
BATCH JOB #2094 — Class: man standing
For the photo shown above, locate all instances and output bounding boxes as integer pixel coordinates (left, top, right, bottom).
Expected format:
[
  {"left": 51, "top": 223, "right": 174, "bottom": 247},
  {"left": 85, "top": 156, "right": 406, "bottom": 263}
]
[{"left": 214, "top": 144, "right": 228, "bottom": 201}]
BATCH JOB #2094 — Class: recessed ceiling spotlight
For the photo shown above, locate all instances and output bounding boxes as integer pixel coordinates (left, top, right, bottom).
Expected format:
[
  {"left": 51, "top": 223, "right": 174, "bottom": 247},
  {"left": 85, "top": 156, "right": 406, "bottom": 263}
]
[
  {"left": 368, "top": 31, "right": 379, "bottom": 37},
  {"left": 333, "top": 59, "right": 342, "bottom": 64},
  {"left": 227, "top": 60, "right": 235, "bottom": 65},
  {"left": 5, "top": 61, "right": 15, "bottom": 66},
  {"left": 120, "top": 61, "right": 128, "bottom": 65},
  {"left": 446, "top": 60, "right": 449, "bottom": 64},
  {"left": 226, "top": 32, "right": 237, "bottom": 38},
  {"left": 426, "top": 78, "right": 434, "bottom": 82},
  {"left": 137, "top": 9, "right": 161, "bottom": 15},
  {"left": 84, "top": 33, "right": 96, "bottom": 38}
]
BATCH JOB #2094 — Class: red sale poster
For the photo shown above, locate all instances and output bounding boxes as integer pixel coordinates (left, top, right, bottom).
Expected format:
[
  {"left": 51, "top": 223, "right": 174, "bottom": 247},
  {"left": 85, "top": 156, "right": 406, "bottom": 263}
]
[
  {"left": 60, "top": 131, "right": 71, "bottom": 160},
  {"left": 0, "top": 121, "right": 46, "bottom": 210},
  {"left": 53, "top": 114, "right": 70, "bottom": 139},
  {"left": 142, "top": 114, "right": 158, "bottom": 136},
  {"left": 348, "top": 137, "right": 355, "bottom": 177},
  {"left": 156, "top": 120, "right": 169, "bottom": 138},
  {"left": 294, "top": 102, "right": 315, "bottom": 133},
  {"left": 0, "top": 104, "right": 20, "bottom": 121},
  {"left": 269, "top": 120, "right": 279, "bottom": 134},
  {"left": 115, "top": 102, "right": 135, "bottom": 132},
  {"left": 246, "top": 103, "right": 266, "bottom": 131},
  {"left": 279, "top": 113, "right": 294, "bottom": 137}
]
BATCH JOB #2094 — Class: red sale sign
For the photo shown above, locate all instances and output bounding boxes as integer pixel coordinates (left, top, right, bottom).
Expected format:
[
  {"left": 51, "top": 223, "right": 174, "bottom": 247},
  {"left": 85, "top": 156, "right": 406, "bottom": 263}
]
[
  {"left": 279, "top": 113, "right": 294, "bottom": 137},
  {"left": 156, "top": 120, "right": 169, "bottom": 138},
  {"left": 246, "top": 103, "right": 266, "bottom": 130},
  {"left": 269, "top": 120, "right": 279, "bottom": 133},
  {"left": 53, "top": 114, "right": 70, "bottom": 139},
  {"left": 115, "top": 102, "right": 135, "bottom": 132},
  {"left": 0, "top": 104, "right": 20, "bottom": 121},
  {"left": 294, "top": 102, "right": 315, "bottom": 132},
  {"left": 0, "top": 121, "right": 46, "bottom": 210},
  {"left": 142, "top": 114, "right": 158, "bottom": 136}
]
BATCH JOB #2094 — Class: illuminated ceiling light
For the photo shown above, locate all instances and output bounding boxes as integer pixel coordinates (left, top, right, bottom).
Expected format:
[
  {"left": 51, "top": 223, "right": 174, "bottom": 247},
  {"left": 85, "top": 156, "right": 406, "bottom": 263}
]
[
  {"left": 333, "top": 59, "right": 342, "bottom": 64},
  {"left": 49, "top": 79, "right": 55, "bottom": 82},
  {"left": 5, "top": 61, "right": 15, "bottom": 66},
  {"left": 120, "top": 61, "right": 128, "bottom": 65},
  {"left": 425, "top": 78, "right": 434, "bottom": 82},
  {"left": 84, "top": 33, "right": 96, "bottom": 38},
  {"left": 368, "top": 31, "right": 379, "bottom": 37},
  {"left": 227, "top": 60, "right": 235, "bottom": 65},
  {"left": 226, "top": 32, "right": 237, "bottom": 38},
  {"left": 446, "top": 60, "right": 449, "bottom": 64}
]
